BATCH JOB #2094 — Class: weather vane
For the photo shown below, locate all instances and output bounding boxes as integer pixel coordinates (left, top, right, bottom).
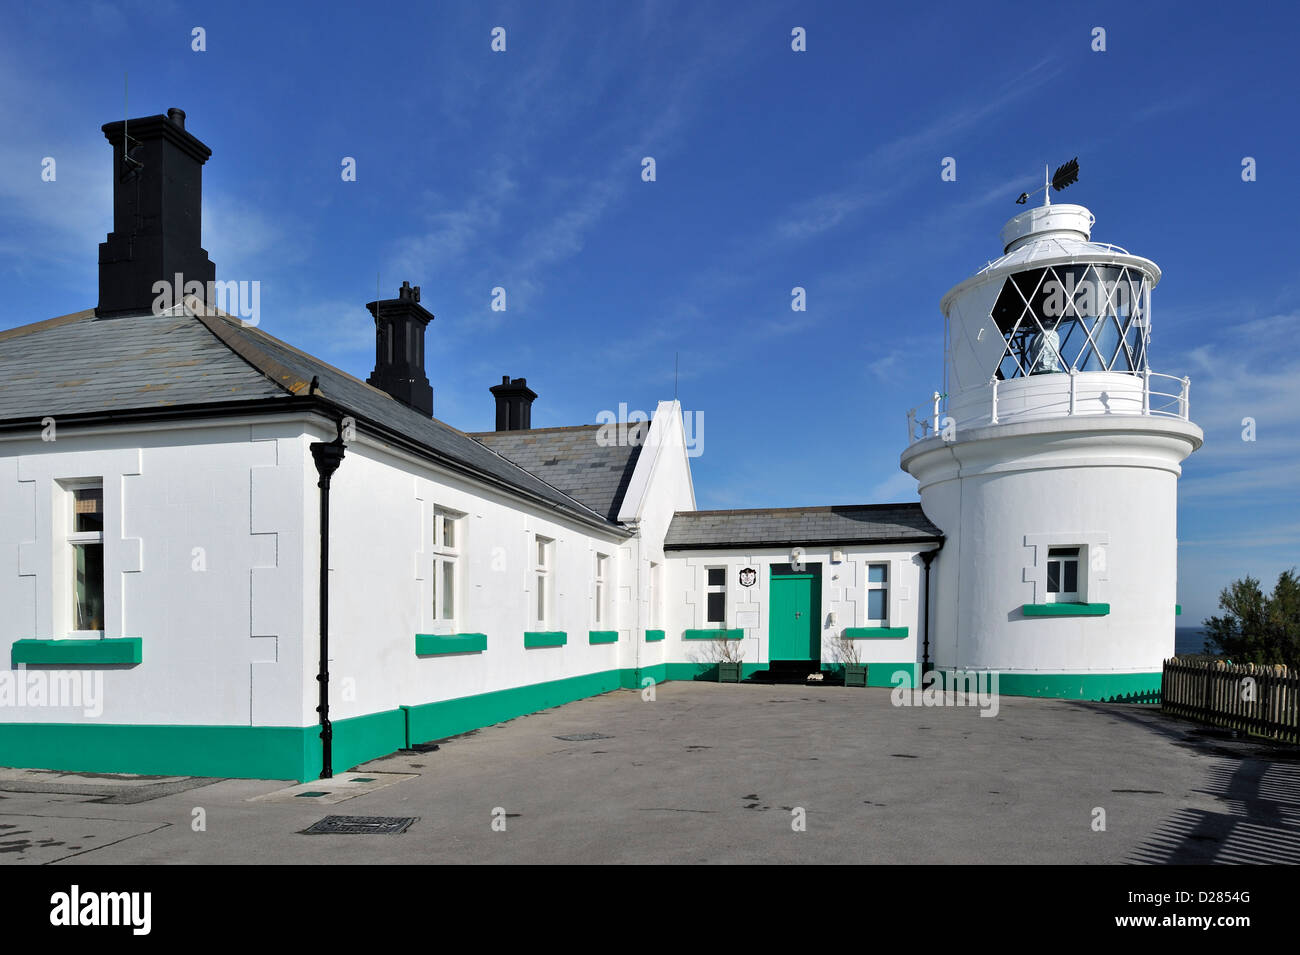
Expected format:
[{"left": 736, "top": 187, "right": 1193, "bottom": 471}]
[{"left": 1016, "top": 157, "right": 1079, "bottom": 206}]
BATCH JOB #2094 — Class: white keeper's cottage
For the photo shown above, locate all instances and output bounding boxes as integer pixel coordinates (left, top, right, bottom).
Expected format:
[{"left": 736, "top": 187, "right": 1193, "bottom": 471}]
[{"left": 0, "top": 111, "right": 1199, "bottom": 781}]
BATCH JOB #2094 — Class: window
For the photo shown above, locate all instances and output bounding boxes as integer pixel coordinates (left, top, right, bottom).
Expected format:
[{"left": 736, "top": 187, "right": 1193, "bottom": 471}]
[
  {"left": 534, "top": 535, "right": 553, "bottom": 626},
  {"left": 649, "top": 561, "right": 661, "bottom": 628},
  {"left": 990, "top": 264, "right": 1150, "bottom": 380},
  {"left": 431, "top": 507, "right": 464, "bottom": 628},
  {"left": 594, "top": 553, "right": 610, "bottom": 626},
  {"left": 866, "top": 563, "right": 888, "bottom": 626},
  {"left": 67, "top": 483, "right": 105, "bottom": 633},
  {"left": 706, "top": 566, "right": 726, "bottom": 625},
  {"left": 1046, "top": 547, "right": 1080, "bottom": 602}
]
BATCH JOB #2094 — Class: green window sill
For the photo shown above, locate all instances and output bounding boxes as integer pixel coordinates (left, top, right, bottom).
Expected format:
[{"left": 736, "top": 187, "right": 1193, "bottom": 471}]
[
  {"left": 684, "top": 628, "right": 743, "bottom": 641},
  {"left": 524, "top": 631, "right": 567, "bottom": 649},
  {"left": 415, "top": 633, "right": 487, "bottom": 656},
  {"left": 844, "top": 627, "right": 909, "bottom": 639},
  {"left": 588, "top": 630, "right": 618, "bottom": 645},
  {"left": 1022, "top": 603, "right": 1110, "bottom": 617},
  {"left": 11, "top": 637, "right": 142, "bottom": 666},
  {"left": 645, "top": 629, "right": 665, "bottom": 642}
]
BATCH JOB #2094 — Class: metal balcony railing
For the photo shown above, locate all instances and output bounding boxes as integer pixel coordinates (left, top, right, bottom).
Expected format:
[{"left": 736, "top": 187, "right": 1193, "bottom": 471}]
[{"left": 905, "top": 370, "right": 1190, "bottom": 445}]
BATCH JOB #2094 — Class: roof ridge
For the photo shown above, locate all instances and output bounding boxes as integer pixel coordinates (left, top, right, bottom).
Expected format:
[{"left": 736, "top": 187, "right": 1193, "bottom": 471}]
[
  {"left": 674, "top": 502, "right": 924, "bottom": 517},
  {"left": 190, "top": 300, "right": 490, "bottom": 438},
  {"left": 469, "top": 421, "right": 647, "bottom": 437},
  {"left": 186, "top": 300, "right": 311, "bottom": 395},
  {"left": 186, "top": 299, "right": 612, "bottom": 526},
  {"left": 0, "top": 308, "right": 95, "bottom": 344}
]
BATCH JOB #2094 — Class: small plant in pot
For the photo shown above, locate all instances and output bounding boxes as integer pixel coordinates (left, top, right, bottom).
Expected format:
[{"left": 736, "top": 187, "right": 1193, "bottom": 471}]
[
  {"left": 831, "top": 629, "right": 867, "bottom": 687},
  {"left": 710, "top": 629, "right": 745, "bottom": 683}
]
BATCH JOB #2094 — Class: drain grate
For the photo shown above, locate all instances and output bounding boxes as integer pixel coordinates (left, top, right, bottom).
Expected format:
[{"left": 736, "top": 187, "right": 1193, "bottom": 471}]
[
  {"left": 349, "top": 777, "right": 376, "bottom": 783},
  {"left": 296, "top": 791, "right": 328, "bottom": 798},
  {"left": 554, "top": 732, "right": 614, "bottom": 741},
  {"left": 302, "top": 815, "right": 418, "bottom": 835}
]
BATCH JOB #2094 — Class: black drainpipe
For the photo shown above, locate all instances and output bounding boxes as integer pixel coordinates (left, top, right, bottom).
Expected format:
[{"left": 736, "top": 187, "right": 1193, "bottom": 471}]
[
  {"left": 309, "top": 434, "right": 346, "bottom": 779},
  {"left": 920, "top": 546, "right": 941, "bottom": 686}
]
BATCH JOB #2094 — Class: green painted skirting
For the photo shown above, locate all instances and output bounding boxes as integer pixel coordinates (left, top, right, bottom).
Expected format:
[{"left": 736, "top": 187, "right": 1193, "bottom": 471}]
[
  {"left": 11, "top": 638, "right": 142, "bottom": 666},
  {"left": 0, "top": 707, "right": 406, "bottom": 784},
  {"left": 588, "top": 630, "right": 619, "bottom": 645},
  {"left": 403, "top": 669, "right": 623, "bottom": 744},
  {"left": 1022, "top": 602, "right": 1110, "bottom": 617},
  {"left": 823, "top": 662, "right": 918, "bottom": 687},
  {"left": 415, "top": 633, "right": 487, "bottom": 656},
  {"left": 523, "top": 631, "right": 567, "bottom": 648},
  {"left": 843, "top": 627, "right": 909, "bottom": 639},
  {"left": 683, "top": 629, "right": 743, "bottom": 641},
  {"left": 976, "top": 671, "right": 1161, "bottom": 702},
  {"left": 645, "top": 629, "right": 665, "bottom": 642}
]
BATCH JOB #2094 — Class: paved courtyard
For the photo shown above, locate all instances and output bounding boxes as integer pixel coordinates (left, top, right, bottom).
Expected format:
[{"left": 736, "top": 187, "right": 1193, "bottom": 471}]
[{"left": 1, "top": 682, "right": 1297, "bottom": 864}]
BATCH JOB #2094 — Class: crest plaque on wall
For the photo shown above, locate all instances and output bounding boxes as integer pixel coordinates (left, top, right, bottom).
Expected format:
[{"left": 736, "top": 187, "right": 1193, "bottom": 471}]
[{"left": 738, "top": 567, "right": 757, "bottom": 587}]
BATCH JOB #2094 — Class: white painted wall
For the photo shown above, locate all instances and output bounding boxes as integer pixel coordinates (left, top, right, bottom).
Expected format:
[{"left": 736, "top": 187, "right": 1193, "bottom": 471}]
[
  {"left": 662, "top": 545, "right": 930, "bottom": 671},
  {"left": 0, "top": 397, "right": 703, "bottom": 734},
  {"left": 903, "top": 417, "right": 1200, "bottom": 676},
  {"left": 617, "top": 400, "right": 697, "bottom": 675},
  {"left": 0, "top": 417, "right": 310, "bottom": 727}
]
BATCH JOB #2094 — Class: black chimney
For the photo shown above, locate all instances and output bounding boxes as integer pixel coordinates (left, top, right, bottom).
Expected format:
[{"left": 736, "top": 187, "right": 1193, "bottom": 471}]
[
  {"left": 366, "top": 282, "right": 434, "bottom": 416},
  {"left": 490, "top": 375, "right": 537, "bottom": 431},
  {"left": 97, "top": 108, "right": 216, "bottom": 317}
]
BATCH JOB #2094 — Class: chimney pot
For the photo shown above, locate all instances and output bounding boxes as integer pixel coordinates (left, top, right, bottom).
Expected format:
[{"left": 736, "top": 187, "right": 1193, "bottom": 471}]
[
  {"left": 96, "top": 107, "right": 215, "bottom": 317},
  {"left": 366, "top": 283, "right": 434, "bottom": 416},
  {"left": 490, "top": 375, "right": 538, "bottom": 431}
]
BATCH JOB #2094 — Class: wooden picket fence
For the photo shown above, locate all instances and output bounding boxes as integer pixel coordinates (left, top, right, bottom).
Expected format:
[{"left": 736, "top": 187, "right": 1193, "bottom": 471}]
[{"left": 1161, "top": 657, "right": 1299, "bottom": 743}]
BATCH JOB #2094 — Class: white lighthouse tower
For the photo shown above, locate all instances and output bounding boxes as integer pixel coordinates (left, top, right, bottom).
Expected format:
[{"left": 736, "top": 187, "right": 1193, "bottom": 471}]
[{"left": 900, "top": 184, "right": 1202, "bottom": 700}]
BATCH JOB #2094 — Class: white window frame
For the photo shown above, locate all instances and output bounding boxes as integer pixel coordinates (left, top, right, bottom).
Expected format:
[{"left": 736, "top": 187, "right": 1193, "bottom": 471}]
[
  {"left": 534, "top": 535, "right": 554, "bottom": 628},
  {"left": 705, "top": 565, "right": 727, "bottom": 626},
  {"left": 594, "top": 552, "right": 610, "bottom": 627},
  {"left": 865, "top": 562, "right": 889, "bottom": 627},
  {"left": 60, "top": 479, "right": 105, "bottom": 637},
  {"left": 1045, "top": 547, "right": 1081, "bottom": 603},
  {"left": 431, "top": 506, "right": 464, "bottom": 631}
]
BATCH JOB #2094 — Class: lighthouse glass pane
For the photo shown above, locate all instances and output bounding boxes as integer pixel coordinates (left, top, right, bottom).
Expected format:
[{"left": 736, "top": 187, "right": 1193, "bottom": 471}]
[
  {"left": 992, "top": 266, "right": 1149, "bottom": 378},
  {"left": 867, "top": 589, "right": 886, "bottom": 621}
]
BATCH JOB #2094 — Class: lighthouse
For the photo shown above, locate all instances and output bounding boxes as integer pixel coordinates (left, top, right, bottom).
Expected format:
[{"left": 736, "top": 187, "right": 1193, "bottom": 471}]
[{"left": 900, "top": 187, "right": 1202, "bottom": 701}]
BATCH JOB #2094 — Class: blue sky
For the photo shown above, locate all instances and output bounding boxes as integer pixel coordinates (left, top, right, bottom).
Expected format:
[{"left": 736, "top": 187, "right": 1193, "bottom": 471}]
[{"left": 1, "top": 0, "right": 1297, "bottom": 622}]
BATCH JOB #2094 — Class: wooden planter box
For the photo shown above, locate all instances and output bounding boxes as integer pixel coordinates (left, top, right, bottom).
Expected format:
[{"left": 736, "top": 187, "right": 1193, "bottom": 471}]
[
  {"left": 718, "top": 662, "right": 743, "bottom": 683},
  {"left": 844, "top": 663, "right": 868, "bottom": 687}
]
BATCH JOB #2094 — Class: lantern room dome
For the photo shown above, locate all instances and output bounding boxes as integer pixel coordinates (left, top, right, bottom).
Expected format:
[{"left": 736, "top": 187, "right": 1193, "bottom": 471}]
[{"left": 940, "top": 204, "right": 1161, "bottom": 318}]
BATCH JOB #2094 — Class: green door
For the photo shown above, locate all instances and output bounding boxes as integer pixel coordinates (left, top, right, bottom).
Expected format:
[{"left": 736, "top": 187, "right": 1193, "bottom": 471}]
[{"left": 769, "top": 565, "right": 821, "bottom": 660}]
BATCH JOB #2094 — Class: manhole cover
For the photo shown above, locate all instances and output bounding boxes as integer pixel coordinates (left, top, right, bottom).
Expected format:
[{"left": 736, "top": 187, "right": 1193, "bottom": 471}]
[
  {"left": 554, "top": 733, "right": 614, "bottom": 741},
  {"left": 302, "top": 815, "right": 418, "bottom": 835}
]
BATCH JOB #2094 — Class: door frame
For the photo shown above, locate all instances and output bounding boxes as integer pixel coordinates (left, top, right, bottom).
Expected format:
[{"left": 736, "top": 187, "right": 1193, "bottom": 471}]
[{"left": 768, "top": 562, "right": 822, "bottom": 662}]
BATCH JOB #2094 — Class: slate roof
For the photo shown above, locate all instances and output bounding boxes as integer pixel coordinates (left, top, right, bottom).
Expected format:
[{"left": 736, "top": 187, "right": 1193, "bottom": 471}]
[
  {"left": 0, "top": 309, "right": 285, "bottom": 416},
  {"left": 664, "top": 503, "right": 943, "bottom": 550},
  {"left": 469, "top": 422, "right": 648, "bottom": 522},
  {"left": 0, "top": 303, "right": 622, "bottom": 533}
]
